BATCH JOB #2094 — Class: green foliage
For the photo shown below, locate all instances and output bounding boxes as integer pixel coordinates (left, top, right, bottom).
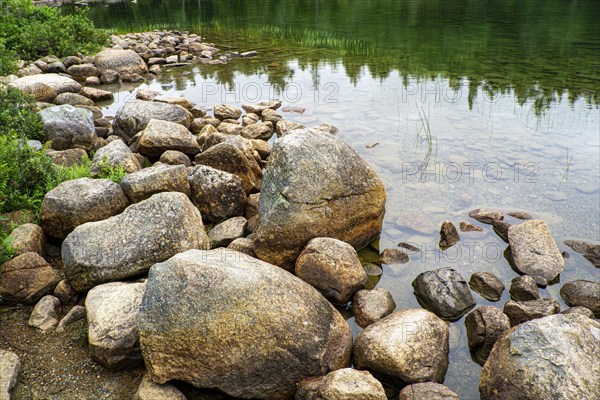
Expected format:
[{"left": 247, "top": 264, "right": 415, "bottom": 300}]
[
  {"left": 0, "top": 40, "right": 18, "bottom": 75},
  {"left": 0, "top": 87, "right": 44, "bottom": 141},
  {"left": 0, "top": 217, "right": 15, "bottom": 265},
  {"left": 0, "top": 0, "right": 108, "bottom": 75}
]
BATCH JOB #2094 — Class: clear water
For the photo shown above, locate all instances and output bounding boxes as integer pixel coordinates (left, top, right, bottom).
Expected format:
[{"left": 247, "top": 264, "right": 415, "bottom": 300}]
[{"left": 86, "top": 1, "right": 600, "bottom": 398}]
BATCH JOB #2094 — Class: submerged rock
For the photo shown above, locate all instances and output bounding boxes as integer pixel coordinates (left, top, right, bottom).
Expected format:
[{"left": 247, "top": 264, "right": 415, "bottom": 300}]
[
  {"left": 138, "top": 249, "right": 352, "bottom": 399},
  {"left": 412, "top": 268, "right": 475, "bottom": 320},
  {"left": 564, "top": 240, "right": 600, "bottom": 268},
  {"left": 379, "top": 248, "right": 409, "bottom": 264},
  {"left": 468, "top": 208, "right": 503, "bottom": 224},
  {"left": 254, "top": 129, "right": 386, "bottom": 269}
]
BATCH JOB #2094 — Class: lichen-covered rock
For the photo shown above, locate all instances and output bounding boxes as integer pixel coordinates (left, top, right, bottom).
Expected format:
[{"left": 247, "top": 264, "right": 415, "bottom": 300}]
[
  {"left": 62, "top": 192, "right": 210, "bottom": 292},
  {"left": 136, "top": 119, "right": 200, "bottom": 157},
  {"left": 38, "top": 105, "right": 97, "bottom": 151},
  {"left": 465, "top": 306, "right": 510, "bottom": 365},
  {"left": 0, "top": 252, "right": 61, "bottom": 304},
  {"left": 112, "top": 100, "right": 192, "bottom": 141},
  {"left": 54, "top": 92, "right": 94, "bottom": 106},
  {"left": 41, "top": 178, "right": 129, "bottom": 240},
  {"left": 47, "top": 148, "right": 89, "bottom": 167},
  {"left": 255, "top": 129, "right": 386, "bottom": 269},
  {"left": 93, "top": 49, "right": 148, "bottom": 76},
  {"left": 138, "top": 249, "right": 352, "bottom": 399},
  {"left": 159, "top": 150, "right": 190, "bottom": 166},
  {"left": 480, "top": 314, "right": 600, "bottom": 400},
  {"left": 120, "top": 164, "right": 190, "bottom": 203},
  {"left": 90, "top": 139, "right": 142, "bottom": 176}
]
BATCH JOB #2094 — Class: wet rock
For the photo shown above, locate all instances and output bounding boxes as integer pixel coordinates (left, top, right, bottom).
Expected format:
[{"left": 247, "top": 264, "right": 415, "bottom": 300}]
[
  {"left": 465, "top": 306, "right": 510, "bottom": 365},
  {"left": 564, "top": 240, "right": 600, "bottom": 268},
  {"left": 80, "top": 87, "right": 114, "bottom": 102},
  {"left": 398, "top": 383, "right": 459, "bottom": 400},
  {"left": 53, "top": 279, "right": 78, "bottom": 305},
  {"left": 297, "top": 368, "right": 387, "bottom": 400},
  {"left": 7, "top": 223, "right": 45, "bottom": 256},
  {"left": 503, "top": 298, "right": 561, "bottom": 326},
  {"left": 492, "top": 220, "right": 511, "bottom": 242},
  {"left": 254, "top": 129, "right": 386, "bottom": 269},
  {"left": 38, "top": 105, "right": 97, "bottom": 151},
  {"left": 560, "top": 280, "right": 600, "bottom": 315},
  {"left": 63, "top": 192, "right": 210, "bottom": 292},
  {"left": 480, "top": 314, "right": 600, "bottom": 400},
  {"left": 0, "top": 252, "right": 60, "bottom": 304},
  {"left": 47, "top": 148, "right": 89, "bottom": 167},
  {"left": 120, "top": 164, "right": 190, "bottom": 203},
  {"left": 113, "top": 100, "right": 193, "bottom": 141},
  {"left": 468, "top": 272, "right": 504, "bottom": 302},
  {"left": 208, "top": 216, "right": 247, "bottom": 248},
  {"left": 133, "top": 374, "right": 187, "bottom": 400},
  {"left": 468, "top": 208, "right": 503, "bottom": 224},
  {"left": 275, "top": 120, "right": 305, "bottom": 136},
  {"left": 135, "top": 119, "right": 200, "bottom": 157},
  {"left": 159, "top": 150, "right": 190, "bottom": 166},
  {"left": 227, "top": 237, "right": 256, "bottom": 258},
  {"left": 509, "top": 275, "right": 540, "bottom": 300},
  {"left": 352, "top": 288, "right": 396, "bottom": 328},
  {"left": 195, "top": 142, "right": 262, "bottom": 194},
  {"left": 353, "top": 308, "right": 448, "bottom": 386},
  {"left": 86, "top": 281, "right": 146, "bottom": 369},
  {"left": 28, "top": 295, "right": 61, "bottom": 331},
  {"left": 561, "top": 306, "right": 595, "bottom": 318},
  {"left": 54, "top": 92, "right": 94, "bottom": 107},
  {"left": 439, "top": 221, "right": 460, "bottom": 248},
  {"left": 459, "top": 221, "right": 482, "bottom": 232},
  {"left": 507, "top": 211, "right": 532, "bottom": 220},
  {"left": 0, "top": 350, "right": 21, "bottom": 400},
  {"left": 295, "top": 238, "right": 366, "bottom": 304},
  {"left": 412, "top": 268, "right": 475, "bottom": 321},
  {"left": 41, "top": 178, "right": 129, "bottom": 240},
  {"left": 138, "top": 249, "right": 352, "bottom": 399},
  {"left": 90, "top": 139, "right": 142, "bottom": 176},
  {"left": 214, "top": 104, "right": 242, "bottom": 120},
  {"left": 508, "top": 220, "right": 564, "bottom": 285},
  {"left": 241, "top": 100, "right": 282, "bottom": 115},
  {"left": 93, "top": 49, "right": 148, "bottom": 75},
  {"left": 56, "top": 305, "right": 86, "bottom": 333},
  {"left": 188, "top": 165, "right": 247, "bottom": 223},
  {"left": 9, "top": 73, "right": 81, "bottom": 97},
  {"left": 379, "top": 248, "right": 409, "bottom": 264}
]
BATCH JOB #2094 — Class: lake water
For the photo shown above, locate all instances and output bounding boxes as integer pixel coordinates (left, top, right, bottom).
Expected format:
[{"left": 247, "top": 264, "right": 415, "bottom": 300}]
[{"left": 85, "top": 1, "right": 599, "bottom": 398}]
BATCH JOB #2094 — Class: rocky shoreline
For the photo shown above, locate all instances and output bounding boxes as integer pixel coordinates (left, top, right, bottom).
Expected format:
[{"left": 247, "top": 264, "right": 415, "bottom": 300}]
[{"left": 1, "top": 29, "right": 600, "bottom": 400}]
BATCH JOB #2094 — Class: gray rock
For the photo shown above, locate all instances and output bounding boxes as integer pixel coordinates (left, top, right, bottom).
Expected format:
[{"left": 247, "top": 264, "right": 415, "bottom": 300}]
[
  {"left": 352, "top": 288, "right": 396, "bottom": 328},
  {"left": 468, "top": 208, "right": 503, "bottom": 224},
  {"left": 134, "top": 119, "right": 200, "bottom": 157},
  {"left": 509, "top": 275, "right": 540, "bottom": 300},
  {"left": 213, "top": 104, "right": 242, "bottom": 120},
  {"left": 62, "top": 192, "right": 210, "bottom": 292},
  {"left": 56, "top": 305, "right": 86, "bottom": 332},
  {"left": 0, "top": 350, "right": 21, "bottom": 400},
  {"left": 508, "top": 220, "right": 564, "bottom": 285},
  {"left": 120, "top": 164, "right": 190, "bottom": 203},
  {"left": 439, "top": 221, "right": 460, "bottom": 248},
  {"left": 561, "top": 306, "right": 595, "bottom": 318},
  {"left": 560, "top": 280, "right": 600, "bottom": 315},
  {"left": 208, "top": 216, "right": 247, "bottom": 248},
  {"left": 63, "top": 56, "right": 82, "bottom": 68},
  {"left": 564, "top": 240, "right": 600, "bottom": 268},
  {"left": 28, "top": 295, "right": 61, "bottom": 331},
  {"left": 67, "top": 63, "right": 100, "bottom": 79},
  {"left": 46, "top": 61, "right": 67, "bottom": 74},
  {"left": 465, "top": 306, "right": 510, "bottom": 365},
  {"left": 468, "top": 272, "right": 505, "bottom": 302},
  {"left": 100, "top": 69, "right": 120, "bottom": 84},
  {"left": 295, "top": 238, "right": 366, "bottom": 304},
  {"left": 9, "top": 73, "right": 81, "bottom": 97},
  {"left": 41, "top": 178, "right": 129, "bottom": 240},
  {"left": 91, "top": 139, "right": 142, "bottom": 176},
  {"left": 93, "top": 49, "right": 148, "bottom": 75},
  {"left": 85, "top": 281, "right": 146, "bottom": 369},
  {"left": 133, "top": 374, "right": 187, "bottom": 400},
  {"left": 353, "top": 308, "right": 448, "bottom": 386},
  {"left": 254, "top": 129, "right": 386, "bottom": 269},
  {"left": 0, "top": 252, "right": 60, "bottom": 304},
  {"left": 412, "top": 268, "right": 476, "bottom": 321},
  {"left": 138, "top": 249, "right": 352, "bottom": 399},
  {"left": 113, "top": 100, "right": 193, "bottom": 141},
  {"left": 54, "top": 92, "right": 94, "bottom": 106},
  {"left": 297, "top": 368, "right": 387, "bottom": 400},
  {"left": 241, "top": 100, "right": 282, "bottom": 115},
  {"left": 398, "top": 383, "right": 459, "bottom": 400},
  {"left": 7, "top": 223, "right": 45, "bottom": 256},
  {"left": 38, "top": 105, "right": 97, "bottom": 151},
  {"left": 503, "top": 298, "right": 561, "bottom": 326},
  {"left": 159, "top": 150, "right": 190, "bottom": 166},
  {"left": 313, "top": 123, "right": 339, "bottom": 134},
  {"left": 480, "top": 314, "right": 600, "bottom": 400},
  {"left": 47, "top": 148, "right": 89, "bottom": 167}
]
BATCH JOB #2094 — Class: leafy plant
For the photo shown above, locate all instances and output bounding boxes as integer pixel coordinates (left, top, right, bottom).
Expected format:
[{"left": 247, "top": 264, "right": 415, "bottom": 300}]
[
  {"left": 0, "top": 217, "right": 15, "bottom": 265},
  {"left": 0, "top": 86, "right": 44, "bottom": 141},
  {"left": 95, "top": 158, "right": 126, "bottom": 184}
]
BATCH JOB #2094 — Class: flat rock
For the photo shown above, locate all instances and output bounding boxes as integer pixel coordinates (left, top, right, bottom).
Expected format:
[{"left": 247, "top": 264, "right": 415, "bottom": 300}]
[
  {"left": 120, "top": 164, "right": 190, "bottom": 203},
  {"left": 86, "top": 281, "right": 146, "bottom": 369},
  {"left": 0, "top": 252, "right": 60, "bottom": 304},
  {"left": 561, "top": 306, "right": 595, "bottom": 318},
  {"left": 254, "top": 129, "right": 386, "bottom": 269},
  {"left": 241, "top": 100, "right": 282, "bottom": 115},
  {"left": 469, "top": 208, "right": 503, "bottom": 224},
  {"left": 508, "top": 220, "right": 564, "bottom": 285},
  {"left": 41, "top": 178, "right": 129, "bottom": 240},
  {"left": 398, "top": 383, "right": 459, "bottom": 400},
  {"left": 412, "top": 268, "right": 475, "bottom": 320},
  {"left": 91, "top": 139, "right": 142, "bottom": 176},
  {"left": 7, "top": 223, "right": 45, "bottom": 256},
  {"left": 503, "top": 298, "right": 561, "bottom": 326},
  {"left": 560, "top": 280, "right": 600, "bottom": 315},
  {"left": 138, "top": 249, "right": 352, "bottom": 399},
  {"left": 507, "top": 211, "right": 532, "bottom": 220},
  {"left": 93, "top": 49, "right": 148, "bottom": 75},
  {"left": 352, "top": 288, "right": 396, "bottom": 328},
  {"left": 62, "top": 192, "right": 210, "bottom": 292},
  {"left": 54, "top": 92, "right": 94, "bottom": 106},
  {"left": 207, "top": 216, "right": 247, "bottom": 248},
  {"left": 9, "top": 73, "right": 81, "bottom": 97},
  {"left": 459, "top": 221, "right": 482, "bottom": 232},
  {"left": 38, "top": 105, "right": 97, "bottom": 151},
  {"left": 465, "top": 306, "right": 510, "bottom": 365},
  {"left": 113, "top": 100, "right": 192, "bottom": 141},
  {"left": 136, "top": 119, "right": 200, "bottom": 157},
  {"left": 480, "top": 314, "right": 600, "bottom": 400},
  {"left": 0, "top": 350, "right": 21, "bottom": 400},
  {"left": 468, "top": 272, "right": 504, "bottom": 302},
  {"left": 380, "top": 248, "right": 409, "bottom": 264},
  {"left": 80, "top": 87, "right": 114, "bottom": 102}
]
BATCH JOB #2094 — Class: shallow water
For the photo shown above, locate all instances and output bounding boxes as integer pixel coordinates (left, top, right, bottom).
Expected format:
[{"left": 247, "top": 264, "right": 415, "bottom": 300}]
[{"left": 87, "top": 1, "right": 599, "bottom": 398}]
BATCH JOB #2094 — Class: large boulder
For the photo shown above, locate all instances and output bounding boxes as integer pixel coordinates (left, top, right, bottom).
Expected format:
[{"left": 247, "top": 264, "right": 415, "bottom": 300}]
[
  {"left": 353, "top": 309, "right": 449, "bottom": 386},
  {"left": 93, "top": 49, "right": 148, "bottom": 75},
  {"left": 90, "top": 139, "right": 142, "bottom": 176},
  {"left": 41, "top": 178, "right": 129, "bottom": 240},
  {"left": 254, "top": 129, "right": 386, "bottom": 269},
  {"left": 187, "top": 165, "right": 247, "bottom": 223},
  {"left": 38, "top": 105, "right": 97, "bottom": 151},
  {"left": 120, "top": 164, "right": 190, "bottom": 203},
  {"left": 62, "top": 192, "right": 210, "bottom": 292},
  {"left": 112, "top": 100, "right": 192, "bottom": 141},
  {"left": 85, "top": 281, "right": 146, "bottom": 369},
  {"left": 8, "top": 73, "right": 81, "bottom": 99},
  {"left": 135, "top": 119, "right": 200, "bottom": 157},
  {"left": 0, "top": 252, "right": 61, "bottom": 304},
  {"left": 137, "top": 249, "right": 352, "bottom": 399},
  {"left": 559, "top": 280, "right": 600, "bottom": 315},
  {"left": 508, "top": 220, "right": 564, "bottom": 285},
  {"left": 480, "top": 314, "right": 600, "bottom": 399}
]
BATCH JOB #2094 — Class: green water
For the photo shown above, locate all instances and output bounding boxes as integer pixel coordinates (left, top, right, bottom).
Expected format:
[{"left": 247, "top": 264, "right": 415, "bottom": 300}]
[{"left": 85, "top": 1, "right": 599, "bottom": 399}]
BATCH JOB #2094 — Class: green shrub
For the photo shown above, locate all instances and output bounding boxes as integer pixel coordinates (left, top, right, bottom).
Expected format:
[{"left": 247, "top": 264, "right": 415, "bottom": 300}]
[
  {"left": 0, "top": 40, "right": 18, "bottom": 75},
  {"left": 0, "top": 87, "right": 44, "bottom": 141},
  {"left": 0, "top": 217, "right": 15, "bottom": 265}
]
